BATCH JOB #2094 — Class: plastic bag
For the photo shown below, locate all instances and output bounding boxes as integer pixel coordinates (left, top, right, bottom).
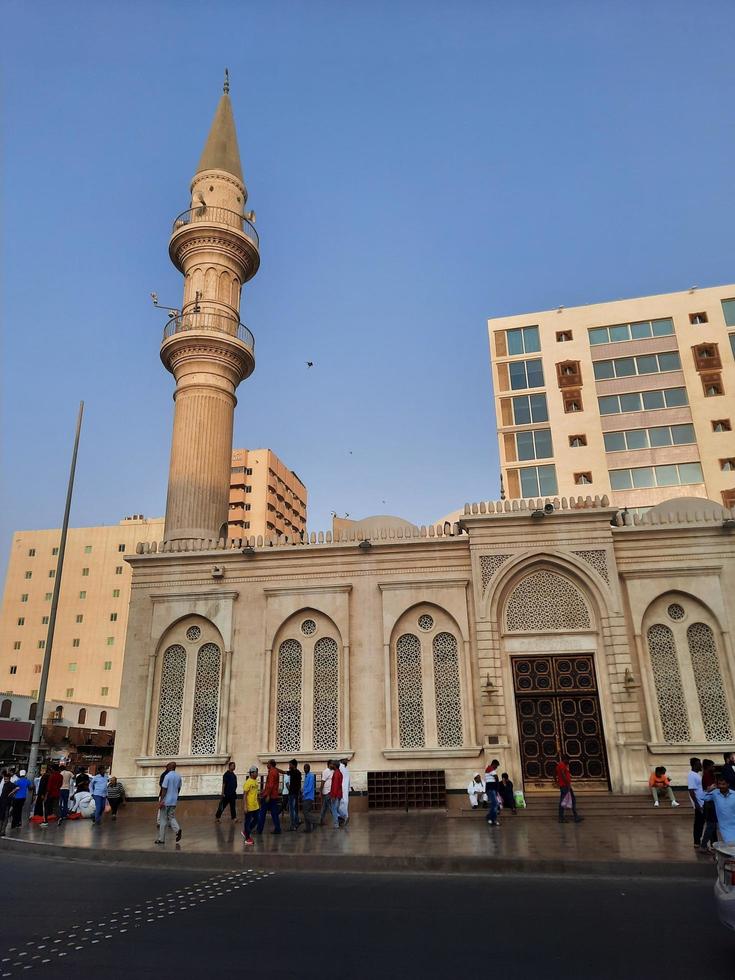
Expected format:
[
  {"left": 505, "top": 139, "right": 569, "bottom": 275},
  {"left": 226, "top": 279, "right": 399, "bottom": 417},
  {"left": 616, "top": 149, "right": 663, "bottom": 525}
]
[
  {"left": 513, "top": 790, "right": 526, "bottom": 809},
  {"left": 560, "top": 791, "right": 573, "bottom": 809}
]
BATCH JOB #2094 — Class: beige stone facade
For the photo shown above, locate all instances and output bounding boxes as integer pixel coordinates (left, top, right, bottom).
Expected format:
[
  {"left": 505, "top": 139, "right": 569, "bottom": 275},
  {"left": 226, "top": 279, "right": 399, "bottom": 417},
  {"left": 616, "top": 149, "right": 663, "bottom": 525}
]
[{"left": 489, "top": 286, "right": 735, "bottom": 511}]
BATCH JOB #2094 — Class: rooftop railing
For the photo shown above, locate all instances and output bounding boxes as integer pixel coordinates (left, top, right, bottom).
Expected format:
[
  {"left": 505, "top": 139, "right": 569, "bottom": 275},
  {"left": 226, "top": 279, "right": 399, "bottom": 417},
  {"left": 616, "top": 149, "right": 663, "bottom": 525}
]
[
  {"left": 162, "top": 312, "right": 255, "bottom": 351},
  {"left": 172, "top": 206, "right": 259, "bottom": 248}
]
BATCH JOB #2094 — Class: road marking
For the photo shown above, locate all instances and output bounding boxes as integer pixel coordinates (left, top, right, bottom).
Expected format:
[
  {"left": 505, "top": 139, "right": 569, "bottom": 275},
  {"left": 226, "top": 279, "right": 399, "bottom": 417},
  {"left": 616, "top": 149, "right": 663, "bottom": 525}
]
[{"left": 0, "top": 870, "right": 271, "bottom": 976}]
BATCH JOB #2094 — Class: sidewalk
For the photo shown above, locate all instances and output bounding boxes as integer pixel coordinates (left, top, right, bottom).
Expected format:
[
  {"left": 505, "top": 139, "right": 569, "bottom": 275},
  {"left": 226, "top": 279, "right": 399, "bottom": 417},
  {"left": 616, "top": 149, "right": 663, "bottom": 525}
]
[{"left": 0, "top": 800, "right": 715, "bottom": 879}]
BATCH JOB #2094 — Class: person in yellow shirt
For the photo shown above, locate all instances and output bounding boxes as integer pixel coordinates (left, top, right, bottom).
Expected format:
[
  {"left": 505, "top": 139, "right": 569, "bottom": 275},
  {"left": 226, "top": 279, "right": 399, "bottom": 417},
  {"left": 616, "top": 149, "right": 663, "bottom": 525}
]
[{"left": 241, "top": 766, "right": 260, "bottom": 845}]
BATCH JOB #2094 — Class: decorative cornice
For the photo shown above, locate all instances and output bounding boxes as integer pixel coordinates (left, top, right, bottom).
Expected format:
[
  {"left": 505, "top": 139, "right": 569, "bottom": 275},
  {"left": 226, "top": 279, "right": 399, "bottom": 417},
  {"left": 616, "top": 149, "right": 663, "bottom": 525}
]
[
  {"left": 149, "top": 589, "right": 240, "bottom": 602},
  {"left": 382, "top": 746, "right": 482, "bottom": 759},
  {"left": 263, "top": 584, "right": 353, "bottom": 597},
  {"left": 378, "top": 578, "right": 469, "bottom": 591}
]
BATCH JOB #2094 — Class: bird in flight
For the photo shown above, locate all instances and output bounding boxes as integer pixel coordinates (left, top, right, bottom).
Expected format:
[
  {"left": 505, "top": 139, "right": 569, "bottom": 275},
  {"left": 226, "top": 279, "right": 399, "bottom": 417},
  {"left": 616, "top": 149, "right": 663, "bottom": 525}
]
[{"left": 306, "top": 361, "right": 314, "bottom": 368}]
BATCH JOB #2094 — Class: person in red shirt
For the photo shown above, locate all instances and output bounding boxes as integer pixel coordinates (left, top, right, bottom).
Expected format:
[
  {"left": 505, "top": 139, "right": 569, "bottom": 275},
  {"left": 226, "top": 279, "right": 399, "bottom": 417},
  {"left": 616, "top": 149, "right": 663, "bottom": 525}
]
[
  {"left": 42, "top": 764, "right": 63, "bottom": 826},
  {"left": 256, "top": 760, "right": 285, "bottom": 835},
  {"left": 555, "top": 754, "right": 583, "bottom": 824},
  {"left": 328, "top": 761, "right": 343, "bottom": 829}
]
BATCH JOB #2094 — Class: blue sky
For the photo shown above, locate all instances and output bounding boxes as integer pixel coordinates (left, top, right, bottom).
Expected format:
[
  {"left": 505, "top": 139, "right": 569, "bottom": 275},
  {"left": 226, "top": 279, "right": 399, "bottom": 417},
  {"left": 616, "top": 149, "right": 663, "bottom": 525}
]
[{"left": 2, "top": 0, "right": 733, "bottom": 569}]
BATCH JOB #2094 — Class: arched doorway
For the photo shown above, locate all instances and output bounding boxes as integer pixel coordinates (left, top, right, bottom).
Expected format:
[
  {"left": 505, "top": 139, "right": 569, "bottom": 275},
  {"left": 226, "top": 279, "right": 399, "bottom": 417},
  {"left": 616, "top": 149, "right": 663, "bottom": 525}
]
[{"left": 503, "top": 567, "right": 610, "bottom": 790}]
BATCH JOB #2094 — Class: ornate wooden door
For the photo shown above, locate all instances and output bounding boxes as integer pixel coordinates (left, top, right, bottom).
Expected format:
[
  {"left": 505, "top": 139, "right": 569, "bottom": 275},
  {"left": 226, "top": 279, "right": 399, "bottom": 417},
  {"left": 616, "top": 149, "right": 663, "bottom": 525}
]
[{"left": 512, "top": 655, "right": 609, "bottom": 789}]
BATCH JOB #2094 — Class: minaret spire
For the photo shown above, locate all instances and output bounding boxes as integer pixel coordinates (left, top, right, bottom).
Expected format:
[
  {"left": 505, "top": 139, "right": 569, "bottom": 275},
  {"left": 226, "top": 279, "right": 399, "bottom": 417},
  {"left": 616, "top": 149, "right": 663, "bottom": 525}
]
[
  {"left": 195, "top": 75, "right": 243, "bottom": 183},
  {"left": 223, "top": 67, "right": 230, "bottom": 94}
]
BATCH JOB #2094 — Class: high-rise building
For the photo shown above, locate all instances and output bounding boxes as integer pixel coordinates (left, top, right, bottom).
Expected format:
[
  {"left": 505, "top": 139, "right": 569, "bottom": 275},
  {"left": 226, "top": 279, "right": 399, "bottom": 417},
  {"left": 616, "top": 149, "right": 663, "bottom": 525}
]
[
  {"left": 228, "top": 448, "right": 306, "bottom": 539},
  {"left": 488, "top": 285, "right": 735, "bottom": 510}
]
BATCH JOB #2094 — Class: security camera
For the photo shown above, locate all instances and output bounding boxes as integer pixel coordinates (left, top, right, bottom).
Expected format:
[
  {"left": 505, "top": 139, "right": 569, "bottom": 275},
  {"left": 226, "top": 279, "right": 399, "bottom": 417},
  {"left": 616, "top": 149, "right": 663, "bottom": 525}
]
[{"left": 543, "top": 503, "right": 555, "bottom": 514}]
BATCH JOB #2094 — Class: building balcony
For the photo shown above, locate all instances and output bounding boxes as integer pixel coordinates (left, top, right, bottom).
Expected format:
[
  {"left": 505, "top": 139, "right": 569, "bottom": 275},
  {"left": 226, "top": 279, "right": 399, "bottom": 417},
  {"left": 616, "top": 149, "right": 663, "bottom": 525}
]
[
  {"left": 169, "top": 206, "right": 259, "bottom": 282},
  {"left": 172, "top": 206, "right": 259, "bottom": 248},
  {"left": 162, "top": 312, "right": 255, "bottom": 353}
]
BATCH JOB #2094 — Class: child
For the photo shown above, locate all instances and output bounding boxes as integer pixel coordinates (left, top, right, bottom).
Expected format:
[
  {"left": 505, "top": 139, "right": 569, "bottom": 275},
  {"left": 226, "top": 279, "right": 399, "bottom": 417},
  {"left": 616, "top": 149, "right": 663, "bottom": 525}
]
[
  {"left": 498, "top": 772, "right": 517, "bottom": 814},
  {"left": 649, "top": 766, "right": 680, "bottom": 808}
]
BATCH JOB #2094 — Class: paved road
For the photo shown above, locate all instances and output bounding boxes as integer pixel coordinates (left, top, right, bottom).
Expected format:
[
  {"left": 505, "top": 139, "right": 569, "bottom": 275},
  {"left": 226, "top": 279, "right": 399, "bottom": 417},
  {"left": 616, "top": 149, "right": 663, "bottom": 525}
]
[{"left": 0, "top": 853, "right": 732, "bottom": 979}]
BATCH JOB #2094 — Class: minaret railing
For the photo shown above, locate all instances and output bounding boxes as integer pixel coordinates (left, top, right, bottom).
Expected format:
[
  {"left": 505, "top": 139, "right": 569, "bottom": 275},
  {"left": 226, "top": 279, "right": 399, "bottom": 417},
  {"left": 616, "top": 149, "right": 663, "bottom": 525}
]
[
  {"left": 172, "top": 206, "right": 259, "bottom": 247},
  {"left": 162, "top": 312, "right": 255, "bottom": 351}
]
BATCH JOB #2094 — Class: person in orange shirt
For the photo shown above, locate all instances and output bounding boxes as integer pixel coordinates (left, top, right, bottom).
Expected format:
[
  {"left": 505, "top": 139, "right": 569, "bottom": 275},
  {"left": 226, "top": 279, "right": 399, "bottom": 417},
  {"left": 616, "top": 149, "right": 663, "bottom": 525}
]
[
  {"left": 649, "top": 766, "right": 680, "bottom": 808},
  {"left": 257, "top": 759, "right": 285, "bottom": 834}
]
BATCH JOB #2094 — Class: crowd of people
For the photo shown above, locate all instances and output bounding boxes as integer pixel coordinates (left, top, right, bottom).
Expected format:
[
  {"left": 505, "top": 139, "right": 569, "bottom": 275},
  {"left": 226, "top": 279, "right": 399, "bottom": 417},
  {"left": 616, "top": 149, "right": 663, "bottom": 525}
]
[
  {"left": 467, "top": 754, "right": 583, "bottom": 825},
  {"left": 686, "top": 754, "right": 735, "bottom": 854}
]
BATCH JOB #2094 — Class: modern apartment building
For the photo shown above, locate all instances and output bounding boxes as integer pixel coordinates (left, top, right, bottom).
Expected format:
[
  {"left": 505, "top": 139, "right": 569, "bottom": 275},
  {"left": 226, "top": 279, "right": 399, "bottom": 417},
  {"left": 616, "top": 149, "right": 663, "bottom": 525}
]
[
  {"left": 228, "top": 448, "right": 307, "bottom": 540},
  {"left": 488, "top": 285, "right": 735, "bottom": 510},
  {"left": 0, "top": 449, "right": 307, "bottom": 704}
]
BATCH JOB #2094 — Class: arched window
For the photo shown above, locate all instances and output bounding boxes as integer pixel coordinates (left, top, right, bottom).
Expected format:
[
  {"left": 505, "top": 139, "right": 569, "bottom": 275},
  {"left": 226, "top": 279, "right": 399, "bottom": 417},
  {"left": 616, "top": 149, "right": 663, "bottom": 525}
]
[
  {"left": 190, "top": 643, "right": 221, "bottom": 755},
  {"left": 505, "top": 570, "right": 591, "bottom": 632},
  {"left": 77, "top": 708, "right": 87, "bottom": 725},
  {"left": 99, "top": 710, "right": 107, "bottom": 726},
  {"left": 644, "top": 596, "right": 732, "bottom": 744},
  {"left": 28, "top": 702, "right": 37, "bottom": 721},
  {"left": 270, "top": 612, "right": 343, "bottom": 754},
  {"left": 0, "top": 699, "right": 11, "bottom": 718},
  {"left": 391, "top": 606, "right": 466, "bottom": 750},
  {"left": 155, "top": 644, "right": 187, "bottom": 756}
]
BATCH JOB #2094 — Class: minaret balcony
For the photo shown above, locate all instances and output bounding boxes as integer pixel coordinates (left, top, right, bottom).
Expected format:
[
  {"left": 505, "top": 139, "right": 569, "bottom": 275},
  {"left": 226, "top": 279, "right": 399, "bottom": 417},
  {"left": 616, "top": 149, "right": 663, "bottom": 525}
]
[
  {"left": 172, "top": 206, "right": 259, "bottom": 247},
  {"left": 162, "top": 311, "right": 255, "bottom": 352},
  {"left": 169, "top": 206, "right": 260, "bottom": 281}
]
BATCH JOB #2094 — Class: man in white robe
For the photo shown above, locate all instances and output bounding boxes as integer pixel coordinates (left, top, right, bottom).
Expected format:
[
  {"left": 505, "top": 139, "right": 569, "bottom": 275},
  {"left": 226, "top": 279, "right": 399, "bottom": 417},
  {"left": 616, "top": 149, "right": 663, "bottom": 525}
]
[{"left": 467, "top": 774, "right": 487, "bottom": 808}]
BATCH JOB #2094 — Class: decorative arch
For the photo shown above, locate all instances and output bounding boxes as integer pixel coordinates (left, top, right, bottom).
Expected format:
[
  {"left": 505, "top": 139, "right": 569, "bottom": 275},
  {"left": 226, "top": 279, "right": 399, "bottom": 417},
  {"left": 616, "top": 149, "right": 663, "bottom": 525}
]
[
  {"left": 28, "top": 702, "right": 37, "bottom": 721},
  {"left": 269, "top": 608, "right": 345, "bottom": 755},
  {"left": 505, "top": 569, "right": 591, "bottom": 633},
  {"left": 642, "top": 592, "right": 732, "bottom": 744},
  {"left": 150, "top": 615, "right": 225, "bottom": 758},
  {"left": 389, "top": 603, "right": 468, "bottom": 750},
  {"left": 0, "top": 698, "right": 11, "bottom": 718}
]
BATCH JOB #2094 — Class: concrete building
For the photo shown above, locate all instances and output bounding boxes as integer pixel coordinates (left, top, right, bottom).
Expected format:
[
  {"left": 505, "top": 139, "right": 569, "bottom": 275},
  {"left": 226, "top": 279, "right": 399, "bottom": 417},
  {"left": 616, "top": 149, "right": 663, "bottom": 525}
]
[
  {"left": 110, "top": 80, "right": 735, "bottom": 804},
  {"left": 489, "top": 286, "right": 735, "bottom": 511},
  {"left": 228, "top": 448, "right": 306, "bottom": 540}
]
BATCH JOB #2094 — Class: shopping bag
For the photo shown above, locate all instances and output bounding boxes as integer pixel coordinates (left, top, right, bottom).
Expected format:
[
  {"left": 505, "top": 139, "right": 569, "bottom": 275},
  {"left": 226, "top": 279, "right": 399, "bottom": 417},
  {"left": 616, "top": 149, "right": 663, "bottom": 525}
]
[
  {"left": 104, "top": 801, "right": 112, "bottom": 814},
  {"left": 513, "top": 790, "right": 526, "bottom": 809},
  {"left": 560, "top": 791, "right": 573, "bottom": 809}
]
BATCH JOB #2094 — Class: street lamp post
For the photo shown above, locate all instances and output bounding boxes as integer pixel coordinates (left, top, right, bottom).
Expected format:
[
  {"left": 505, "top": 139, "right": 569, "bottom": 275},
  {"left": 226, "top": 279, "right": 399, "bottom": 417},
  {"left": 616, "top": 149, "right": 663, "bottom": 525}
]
[{"left": 26, "top": 401, "right": 84, "bottom": 777}]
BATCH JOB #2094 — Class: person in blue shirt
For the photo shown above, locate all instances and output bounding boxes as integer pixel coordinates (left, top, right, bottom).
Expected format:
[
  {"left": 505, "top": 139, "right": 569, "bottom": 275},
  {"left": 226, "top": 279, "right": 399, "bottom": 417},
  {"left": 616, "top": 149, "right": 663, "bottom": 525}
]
[
  {"left": 89, "top": 766, "right": 109, "bottom": 827},
  {"left": 302, "top": 763, "right": 316, "bottom": 833},
  {"left": 702, "top": 775, "right": 735, "bottom": 844},
  {"left": 11, "top": 770, "right": 32, "bottom": 828}
]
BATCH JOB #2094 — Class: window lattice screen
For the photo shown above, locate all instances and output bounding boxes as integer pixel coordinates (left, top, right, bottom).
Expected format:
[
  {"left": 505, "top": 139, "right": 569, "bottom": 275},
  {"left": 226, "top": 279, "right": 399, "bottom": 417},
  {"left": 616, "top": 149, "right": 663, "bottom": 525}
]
[
  {"left": 687, "top": 622, "right": 732, "bottom": 741},
  {"left": 276, "top": 638, "right": 303, "bottom": 751},
  {"left": 647, "top": 624, "right": 690, "bottom": 742},
  {"left": 432, "top": 631, "right": 463, "bottom": 747},
  {"left": 313, "top": 637, "right": 339, "bottom": 751},
  {"left": 506, "top": 570, "right": 591, "bottom": 632},
  {"left": 155, "top": 644, "right": 186, "bottom": 756},
  {"left": 190, "top": 642, "right": 221, "bottom": 755},
  {"left": 396, "top": 633, "right": 425, "bottom": 748}
]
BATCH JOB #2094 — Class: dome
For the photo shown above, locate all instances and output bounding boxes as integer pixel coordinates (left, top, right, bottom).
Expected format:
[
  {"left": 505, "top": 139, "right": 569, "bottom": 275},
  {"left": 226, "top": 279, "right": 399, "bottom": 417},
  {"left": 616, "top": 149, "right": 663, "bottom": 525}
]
[{"left": 646, "top": 496, "right": 729, "bottom": 520}]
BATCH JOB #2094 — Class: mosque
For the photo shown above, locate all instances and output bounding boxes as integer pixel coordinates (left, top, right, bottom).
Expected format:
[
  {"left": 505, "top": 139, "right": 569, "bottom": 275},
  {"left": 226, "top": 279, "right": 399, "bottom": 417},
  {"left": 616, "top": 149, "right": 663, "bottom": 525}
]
[{"left": 112, "top": 80, "right": 735, "bottom": 803}]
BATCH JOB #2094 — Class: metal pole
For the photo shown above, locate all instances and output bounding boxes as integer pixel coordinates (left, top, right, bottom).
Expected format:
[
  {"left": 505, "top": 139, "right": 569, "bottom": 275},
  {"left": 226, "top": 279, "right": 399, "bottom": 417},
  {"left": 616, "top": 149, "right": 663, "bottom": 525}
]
[{"left": 27, "top": 401, "right": 84, "bottom": 777}]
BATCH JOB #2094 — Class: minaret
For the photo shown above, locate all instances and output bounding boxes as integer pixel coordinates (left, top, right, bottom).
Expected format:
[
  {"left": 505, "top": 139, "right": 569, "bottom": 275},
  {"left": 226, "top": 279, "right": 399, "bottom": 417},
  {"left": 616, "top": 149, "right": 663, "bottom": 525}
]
[{"left": 161, "top": 71, "right": 259, "bottom": 542}]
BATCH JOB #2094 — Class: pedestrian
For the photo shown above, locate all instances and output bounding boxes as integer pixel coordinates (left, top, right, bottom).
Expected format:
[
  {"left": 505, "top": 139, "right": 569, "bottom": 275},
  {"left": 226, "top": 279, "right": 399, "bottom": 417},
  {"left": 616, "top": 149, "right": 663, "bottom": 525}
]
[
  {"left": 328, "top": 761, "right": 343, "bottom": 829},
  {"left": 11, "top": 769, "right": 32, "bottom": 828},
  {"left": 33, "top": 768, "right": 48, "bottom": 819},
  {"left": 89, "top": 766, "right": 109, "bottom": 826},
  {"left": 556, "top": 754, "right": 583, "bottom": 823},
  {"left": 499, "top": 773, "right": 517, "bottom": 814},
  {"left": 257, "top": 760, "right": 283, "bottom": 835},
  {"left": 287, "top": 760, "right": 302, "bottom": 830},
  {"left": 319, "top": 761, "right": 333, "bottom": 825},
  {"left": 241, "top": 766, "right": 260, "bottom": 845},
  {"left": 75, "top": 768, "right": 90, "bottom": 793},
  {"left": 701, "top": 759, "right": 719, "bottom": 853},
  {"left": 302, "top": 763, "right": 316, "bottom": 833},
  {"left": 649, "top": 766, "right": 679, "bottom": 808},
  {"left": 0, "top": 771, "right": 18, "bottom": 836},
  {"left": 485, "top": 758, "right": 501, "bottom": 827},
  {"left": 339, "top": 759, "right": 351, "bottom": 826},
  {"left": 702, "top": 775, "right": 735, "bottom": 844},
  {"left": 58, "top": 764, "right": 74, "bottom": 824},
  {"left": 107, "top": 776, "right": 126, "bottom": 819},
  {"left": 215, "top": 762, "right": 238, "bottom": 821},
  {"left": 687, "top": 757, "right": 705, "bottom": 849},
  {"left": 42, "top": 764, "right": 63, "bottom": 827},
  {"left": 155, "top": 761, "right": 183, "bottom": 844},
  {"left": 467, "top": 774, "right": 487, "bottom": 809}
]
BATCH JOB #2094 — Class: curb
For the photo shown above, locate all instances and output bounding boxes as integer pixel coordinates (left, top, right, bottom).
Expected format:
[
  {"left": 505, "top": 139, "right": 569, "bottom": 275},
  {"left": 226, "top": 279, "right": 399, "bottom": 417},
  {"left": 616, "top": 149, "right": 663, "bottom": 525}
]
[{"left": 0, "top": 836, "right": 713, "bottom": 880}]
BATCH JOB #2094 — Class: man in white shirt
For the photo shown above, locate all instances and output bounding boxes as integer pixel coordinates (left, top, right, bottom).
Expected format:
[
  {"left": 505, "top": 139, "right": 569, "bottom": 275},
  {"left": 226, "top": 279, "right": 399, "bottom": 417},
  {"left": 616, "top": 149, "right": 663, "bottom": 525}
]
[
  {"left": 467, "top": 774, "right": 487, "bottom": 808},
  {"left": 687, "top": 757, "right": 705, "bottom": 848},
  {"left": 339, "top": 759, "right": 351, "bottom": 825},
  {"left": 155, "top": 761, "right": 183, "bottom": 845},
  {"left": 319, "top": 761, "right": 333, "bottom": 825}
]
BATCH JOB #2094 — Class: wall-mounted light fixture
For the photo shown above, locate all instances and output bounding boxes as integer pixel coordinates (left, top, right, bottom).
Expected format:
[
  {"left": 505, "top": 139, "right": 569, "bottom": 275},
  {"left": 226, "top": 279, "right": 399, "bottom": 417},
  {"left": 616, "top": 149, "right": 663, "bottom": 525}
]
[
  {"left": 242, "top": 546, "right": 256, "bottom": 557},
  {"left": 623, "top": 668, "right": 639, "bottom": 691},
  {"left": 482, "top": 673, "right": 496, "bottom": 697},
  {"left": 358, "top": 539, "right": 372, "bottom": 552}
]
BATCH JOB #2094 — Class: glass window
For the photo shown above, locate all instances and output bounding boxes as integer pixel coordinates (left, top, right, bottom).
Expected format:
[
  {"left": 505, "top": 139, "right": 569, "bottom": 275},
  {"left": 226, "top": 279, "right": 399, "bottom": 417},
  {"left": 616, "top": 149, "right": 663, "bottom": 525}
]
[
  {"left": 509, "top": 359, "right": 544, "bottom": 390},
  {"left": 722, "top": 299, "right": 735, "bottom": 327},
  {"left": 534, "top": 429, "right": 553, "bottom": 459},
  {"left": 632, "top": 467, "right": 655, "bottom": 488},
  {"left": 509, "top": 361, "right": 528, "bottom": 390},
  {"left": 512, "top": 396, "right": 531, "bottom": 425},
  {"left": 671, "top": 424, "right": 695, "bottom": 445},
  {"left": 619, "top": 392, "right": 642, "bottom": 412},
  {"left": 537, "top": 464, "right": 558, "bottom": 496},
  {"left": 626, "top": 429, "right": 649, "bottom": 450},
  {"left": 526, "top": 359, "right": 544, "bottom": 388},
  {"left": 616, "top": 357, "right": 636, "bottom": 377},
  {"left": 655, "top": 465, "right": 679, "bottom": 487},
  {"left": 664, "top": 387, "right": 688, "bottom": 407},
  {"left": 507, "top": 325, "right": 540, "bottom": 355},
  {"left": 608, "top": 324, "right": 629, "bottom": 342},
  {"left": 678, "top": 462, "right": 704, "bottom": 484},
  {"left": 641, "top": 390, "right": 665, "bottom": 410},
  {"left": 84, "top": 545, "right": 92, "bottom": 554},
  {"left": 604, "top": 432, "right": 626, "bottom": 452},
  {"left": 516, "top": 431, "right": 536, "bottom": 461},
  {"left": 652, "top": 318, "right": 674, "bottom": 336},
  {"left": 610, "top": 469, "right": 632, "bottom": 490},
  {"left": 598, "top": 395, "right": 619, "bottom": 415},
  {"left": 104, "top": 661, "right": 112, "bottom": 671},
  {"left": 589, "top": 327, "right": 609, "bottom": 345},
  {"left": 657, "top": 351, "right": 681, "bottom": 372},
  {"left": 507, "top": 329, "right": 525, "bottom": 356},
  {"left": 529, "top": 393, "right": 548, "bottom": 422},
  {"left": 630, "top": 321, "right": 651, "bottom": 340},
  {"left": 730, "top": 334, "right": 735, "bottom": 357},
  {"left": 635, "top": 354, "right": 658, "bottom": 375},
  {"left": 648, "top": 426, "right": 672, "bottom": 448},
  {"left": 593, "top": 360, "right": 615, "bottom": 380}
]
